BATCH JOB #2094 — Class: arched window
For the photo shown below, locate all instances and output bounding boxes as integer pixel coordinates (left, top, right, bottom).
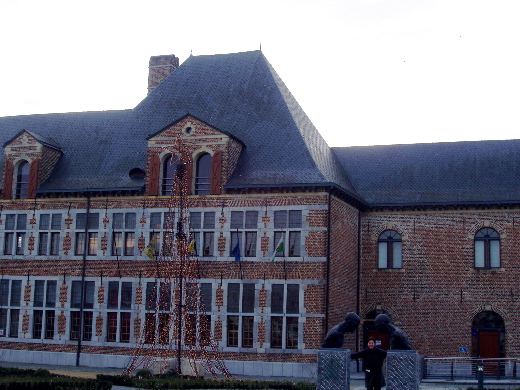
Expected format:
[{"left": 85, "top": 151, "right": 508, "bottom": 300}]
[
  {"left": 161, "top": 155, "right": 178, "bottom": 196},
  {"left": 378, "top": 230, "right": 402, "bottom": 269},
  {"left": 475, "top": 228, "right": 500, "bottom": 268},
  {"left": 15, "top": 161, "right": 30, "bottom": 199},
  {"left": 195, "top": 153, "right": 212, "bottom": 195}
]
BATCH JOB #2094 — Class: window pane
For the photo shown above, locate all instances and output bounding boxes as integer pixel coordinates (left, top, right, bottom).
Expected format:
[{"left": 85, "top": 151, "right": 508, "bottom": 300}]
[
  {"left": 288, "top": 231, "right": 301, "bottom": 257},
  {"left": 44, "top": 310, "right": 55, "bottom": 339},
  {"left": 88, "top": 233, "right": 98, "bottom": 255},
  {"left": 190, "top": 212, "right": 201, "bottom": 229},
  {"left": 83, "top": 311, "right": 93, "bottom": 340},
  {"left": 144, "top": 313, "right": 156, "bottom": 343},
  {"left": 203, "top": 212, "right": 215, "bottom": 229},
  {"left": 230, "top": 211, "right": 244, "bottom": 229},
  {"left": 227, "top": 315, "right": 239, "bottom": 347},
  {"left": 195, "top": 153, "right": 212, "bottom": 195},
  {"left": 5, "top": 215, "right": 15, "bottom": 230},
  {"left": 271, "top": 284, "right": 284, "bottom": 314},
  {"left": 124, "top": 232, "right": 135, "bottom": 256},
  {"left": 145, "top": 282, "right": 157, "bottom": 311},
  {"left": 9, "top": 309, "right": 20, "bottom": 337},
  {"left": 163, "top": 212, "right": 175, "bottom": 229},
  {"left": 286, "top": 317, "right": 299, "bottom": 349},
  {"left": 120, "top": 312, "right": 131, "bottom": 342},
  {"left": 200, "top": 283, "right": 212, "bottom": 312},
  {"left": 38, "top": 232, "right": 49, "bottom": 255},
  {"left": 51, "top": 214, "right": 62, "bottom": 230},
  {"left": 125, "top": 213, "right": 136, "bottom": 229},
  {"left": 270, "top": 316, "right": 283, "bottom": 348},
  {"left": 245, "top": 232, "right": 257, "bottom": 257},
  {"left": 112, "top": 213, "right": 124, "bottom": 229},
  {"left": 158, "top": 313, "right": 170, "bottom": 344},
  {"left": 33, "top": 310, "right": 43, "bottom": 338},
  {"left": 39, "top": 214, "right": 50, "bottom": 230},
  {"left": 87, "top": 213, "right": 99, "bottom": 230},
  {"left": 288, "top": 210, "right": 302, "bottom": 228},
  {"left": 203, "top": 232, "right": 214, "bottom": 256},
  {"left": 227, "top": 283, "right": 240, "bottom": 313},
  {"left": 150, "top": 212, "right": 162, "bottom": 229},
  {"left": 75, "top": 233, "right": 85, "bottom": 255},
  {"left": 273, "top": 211, "right": 287, "bottom": 229},
  {"left": 106, "top": 312, "right": 118, "bottom": 342},
  {"left": 34, "top": 280, "right": 45, "bottom": 307},
  {"left": 10, "top": 280, "right": 21, "bottom": 306},
  {"left": 112, "top": 232, "right": 122, "bottom": 256},
  {"left": 121, "top": 282, "right": 132, "bottom": 310},
  {"left": 378, "top": 242, "right": 388, "bottom": 268},
  {"left": 71, "top": 281, "right": 82, "bottom": 308},
  {"left": 490, "top": 240, "right": 500, "bottom": 268},
  {"left": 50, "top": 233, "right": 60, "bottom": 255},
  {"left": 15, "top": 233, "right": 25, "bottom": 255},
  {"left": 0, "top": 280, "right": 8, "bottom": 306},
  {"left": 475, "top": 240, "right": 485, "bottom": 268},
  {"left": 286, "top": 284, "right": 300, "bottom": 314},
  {"left": 242, "top": 316, "right": 254, "bottom": 348},
  {"left": 46, "top": 281, "right": 57, "bottom": 307},
  {"left": 245, "top": 211, "right": 258, "bottom": 229},
  {"left": 15, "top": 162, "right": 29, "bottom": 199},
  {"left": 159, "top": 282, "right": 171, "bottom": 311},
  {"left": 107, "top": 281, "right": 119, "bottom": 309},
  {"left": 4, "top": 233, "right": 13, "bottom": 255},
  {"left": 393, "top": 242, "right": 402, "bottom": 268},
  {"left": 76, "top": 213, "right": 87, "bottom": 230},
  {"left": 242, "top": 284, "right": 255, "bottom": 313},
  {"left": 230, "top": 232, "right": 240, "bottom": 256}
]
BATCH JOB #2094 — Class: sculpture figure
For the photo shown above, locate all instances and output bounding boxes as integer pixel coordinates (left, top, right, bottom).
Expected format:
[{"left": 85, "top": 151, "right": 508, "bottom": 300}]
[
  {"left": 321, "top": 312, "right": 360, "bottom": 348},
  {"left": 374, "top": 313, "right": 412, "bottom": 350}
]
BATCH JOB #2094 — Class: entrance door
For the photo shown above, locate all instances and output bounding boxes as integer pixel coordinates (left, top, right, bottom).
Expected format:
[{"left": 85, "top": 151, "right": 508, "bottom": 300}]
[{"left": 478, "top": 330, "right": 500, "bottom": 376}]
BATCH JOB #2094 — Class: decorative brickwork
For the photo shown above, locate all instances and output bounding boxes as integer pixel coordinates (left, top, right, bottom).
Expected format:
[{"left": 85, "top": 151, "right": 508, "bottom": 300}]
[
  {"left": 96, "top": 314, "right": 103, "bottom": 337},
  {"left": 24, "top": 284, "right": 31, "bottom": 304}
]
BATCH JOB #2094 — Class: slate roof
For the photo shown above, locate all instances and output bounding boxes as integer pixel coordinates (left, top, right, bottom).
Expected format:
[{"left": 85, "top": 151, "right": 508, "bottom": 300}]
[
  {"left": 333, "top": 140, "right": 520, "bottom": 206},
  {"left": 134, "top": 51, "right": 359, "bottom": 198}
]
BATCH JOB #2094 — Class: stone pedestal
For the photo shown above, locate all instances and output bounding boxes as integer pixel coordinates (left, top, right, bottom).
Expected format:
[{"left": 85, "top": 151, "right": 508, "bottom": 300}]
[
  {"left": 386, "top": 350, "right": 420, "bottom": 390},
  {"left": 317, "top": 348, "right": 351, "bottom": 390}
]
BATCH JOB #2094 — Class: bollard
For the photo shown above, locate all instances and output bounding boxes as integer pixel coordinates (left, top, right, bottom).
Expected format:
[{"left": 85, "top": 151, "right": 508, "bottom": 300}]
[{"left": 476, "top": 361, "right": 484, "bottom": 389}]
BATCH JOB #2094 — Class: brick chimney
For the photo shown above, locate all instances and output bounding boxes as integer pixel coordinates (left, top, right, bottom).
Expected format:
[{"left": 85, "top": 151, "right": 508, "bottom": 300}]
[{"left": 148, "top": 54, "right": 179, "bottom": 94}]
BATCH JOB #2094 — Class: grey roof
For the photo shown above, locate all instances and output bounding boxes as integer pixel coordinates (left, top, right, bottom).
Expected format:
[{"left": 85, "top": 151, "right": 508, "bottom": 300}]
[
  {"left": 333, "top": 140, "right": 520, "bottom": 206},
  {"left": 0, "top": 110, "right": 146, "bottom": 191},
  {"left": 0, "top": 50, "right": 359, "bottom": 198},
  {"left": 134, "top": 51, "right": 359, "bottom": 197}
]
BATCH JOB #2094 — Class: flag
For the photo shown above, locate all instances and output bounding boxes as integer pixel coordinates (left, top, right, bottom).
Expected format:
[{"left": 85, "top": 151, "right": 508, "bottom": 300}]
[
  {"left": 270, "top": 236, "right": 285, "bottom": 262},
  {"left": 187, "top": 239, "right": 196, "bottom": 254},
  {"left": 144, "top": 235, "right": 157, "bottom": 260},
  {"left": 232, "top": 238, "right": 241, "bottom": 262}
]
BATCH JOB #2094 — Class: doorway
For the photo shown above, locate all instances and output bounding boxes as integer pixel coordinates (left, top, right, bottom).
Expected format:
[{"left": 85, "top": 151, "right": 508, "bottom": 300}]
[{"left": 472, "top": 311, "right": 505, "bottom": 376}]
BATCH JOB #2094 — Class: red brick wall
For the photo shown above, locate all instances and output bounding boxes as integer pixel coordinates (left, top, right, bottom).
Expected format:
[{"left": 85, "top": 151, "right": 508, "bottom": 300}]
[{"left": 359, "top": 208, "right": 520, "bottom": 357}]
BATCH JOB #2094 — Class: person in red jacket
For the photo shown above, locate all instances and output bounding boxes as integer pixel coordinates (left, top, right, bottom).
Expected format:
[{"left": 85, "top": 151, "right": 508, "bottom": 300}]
[{"left": 351, "top": 337, "right": 387, "bottom": 390}]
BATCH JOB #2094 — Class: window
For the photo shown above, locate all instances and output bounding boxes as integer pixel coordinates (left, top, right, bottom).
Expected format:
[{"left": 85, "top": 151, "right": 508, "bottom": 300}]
[
  {"left": 0, "top": 279, "right": 22, "bottom": 338},
  {"left": 475, "top": 228, "right": 500, "bottom": 268},
  {"left": 378, "top": 230, "right": 402, "bottom": 269},
  {"left": 190, "top": 211, "right": 215, "bottom": 256},
  {"left": 38, "top": 214, "right": 61, "bottom": 256},
  {"left": 32, "top": 280, "right": 57, "bottom": 339},
  {"left": 230, "top": 211, "right": 258, "bottom": 258},
  {"left": 4, "top": 214, "right": 27, "bottom": 256},
  {"left": 226, "top": 283, "right": 255, "bottom": 348},
  {"left": 195, "top": 153, "right": 212, "bottom": 195},
  {"left": 162, "top": 155, "right": 179, "bottom": 196},
  {"left": 185, "top": 283, "right": 212, "bottom": 346},
  {"left": 15, "top": 161, "right": 30, "bottom": 199},
  {"left": 106, "top": 281, "right": 132, "bottom": 342},
  {"left": 111, "top": 213, "right": 136, "bottom": 256},
  {"left": 270, "top": 284, "right": 300, "bottom": 349},
  {"left": 70, "top": 281, "right": 95, "bottom": 341},
  {"left": 273, "top": 210, "right": 302, "bottom": 258},
  {"left": 75, "top": 213, "right": 99, "bottom": 256},
  {"left": 144, "top": 281, "right": 172, "bottom": 344}
]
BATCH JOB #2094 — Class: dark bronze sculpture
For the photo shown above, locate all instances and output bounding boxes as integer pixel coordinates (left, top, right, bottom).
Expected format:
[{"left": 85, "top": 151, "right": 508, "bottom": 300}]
[
  {"left": 321, "top": 312, "right": 360, "bottom": 348},
  {"left": 374, "top": 313, "right": 412, "bottom": 350}
]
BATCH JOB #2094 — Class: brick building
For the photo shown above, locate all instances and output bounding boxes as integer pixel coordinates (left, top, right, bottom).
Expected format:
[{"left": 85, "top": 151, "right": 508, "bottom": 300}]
[{"left": 0, "top": 50, "right": 515, "bottom": 377}]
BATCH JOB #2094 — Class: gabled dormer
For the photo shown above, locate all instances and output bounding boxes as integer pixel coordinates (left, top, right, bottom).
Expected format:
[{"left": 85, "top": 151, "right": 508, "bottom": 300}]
[
  {"left": 2, "top": 130, "right": 62, "bottom": 199},
  {"left": 145, "top": 114, "right": 243, "bottom": 196}
]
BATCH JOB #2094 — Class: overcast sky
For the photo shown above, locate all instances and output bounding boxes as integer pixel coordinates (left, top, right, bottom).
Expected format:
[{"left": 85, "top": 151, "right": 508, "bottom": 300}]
[{"left": 1, "top": 0, "right": 519, "bottom": 147}]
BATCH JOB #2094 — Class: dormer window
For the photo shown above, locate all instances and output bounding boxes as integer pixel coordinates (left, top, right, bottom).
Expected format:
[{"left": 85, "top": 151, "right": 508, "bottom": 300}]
[
  {"left": 162, "top": 155, "right": 179, "bottom": 196},
  {"left": 15, "top": 161, "right": 30, "bottom": 199},
  {"left": 195, "top": 153, "right": 212, "bottom": 195}
]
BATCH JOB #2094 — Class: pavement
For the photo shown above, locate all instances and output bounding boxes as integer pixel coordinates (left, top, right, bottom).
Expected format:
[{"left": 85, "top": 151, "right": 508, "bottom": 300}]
[{"left": 2, "top": 362, "right": 520, "bottom": 389}]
